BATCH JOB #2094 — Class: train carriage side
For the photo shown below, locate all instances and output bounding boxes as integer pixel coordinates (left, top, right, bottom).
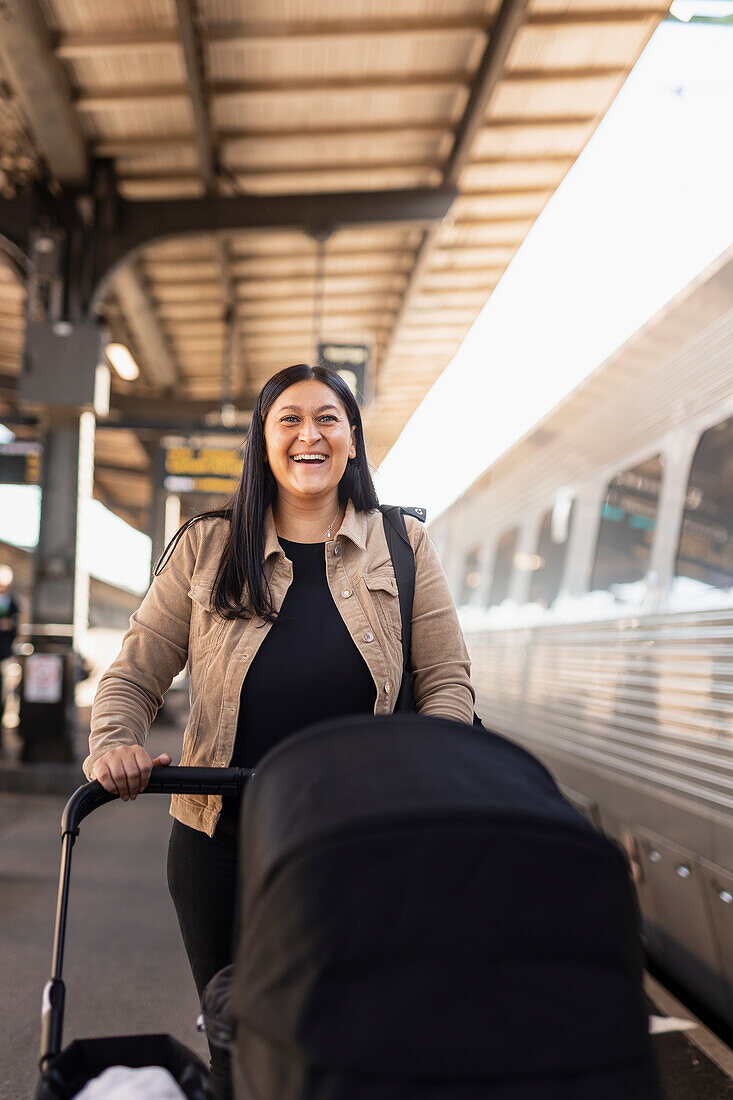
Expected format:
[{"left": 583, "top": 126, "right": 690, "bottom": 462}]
[{"left": 431, "top": 248, "right": 733, "bottom": 1024}]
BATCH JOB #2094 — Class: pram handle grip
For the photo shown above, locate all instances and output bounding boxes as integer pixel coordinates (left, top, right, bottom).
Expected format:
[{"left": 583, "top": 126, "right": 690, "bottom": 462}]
[{"left": 61, "top": 766, "right": 252, "bottom": 838}]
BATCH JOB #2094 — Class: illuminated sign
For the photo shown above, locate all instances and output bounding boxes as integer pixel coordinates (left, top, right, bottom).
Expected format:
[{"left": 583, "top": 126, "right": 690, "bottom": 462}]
[{"left": 163, "top": 445, "right": 242, "bottom": 495}]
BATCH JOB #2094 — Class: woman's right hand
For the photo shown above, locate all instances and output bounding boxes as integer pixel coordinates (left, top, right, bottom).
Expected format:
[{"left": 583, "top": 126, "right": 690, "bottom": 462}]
[{"left": 91, "top": 745, "right": 172, "bottom": 800}]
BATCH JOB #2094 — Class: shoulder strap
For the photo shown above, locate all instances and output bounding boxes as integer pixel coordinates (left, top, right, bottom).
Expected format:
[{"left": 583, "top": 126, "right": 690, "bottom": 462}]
[
  {"left": 380, "top": 505, "right": 484, "bottom": 730},
  {"left": 379, "top": 504, "right": 425, "bottom": 670}
]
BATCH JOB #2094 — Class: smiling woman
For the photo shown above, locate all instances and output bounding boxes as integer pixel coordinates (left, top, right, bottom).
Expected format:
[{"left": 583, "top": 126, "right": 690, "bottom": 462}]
[
  {"left": 263, "top": 379, "right": 357, "bottom": 540},
  {"left": 83, "top": 362, "right": 474, "bottom": 1099}
]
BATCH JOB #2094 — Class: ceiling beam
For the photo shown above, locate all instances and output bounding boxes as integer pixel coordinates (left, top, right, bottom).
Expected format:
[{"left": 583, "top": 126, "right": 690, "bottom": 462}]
[
  {"left": 55, "top": 10, "right": 666, "bottom": 55},
  {"left": 175, "top": 0, "right": 216, "bottom": 189},
  {"left": 103, "top": 393, "right": 248, "bottom": 421},
  {"left": 174, "top": 0, "right": 241, "bottom": 393},
  {"left": 95, "top": 122, "right": 451, "bottom": 155},
  {"left": 185, "top": 247, "right": 418, "bottom": 264},
  {"left": 233, "top": 293, "right": 401, "bottom": 310},
  {"left": 101, "top": 392, "right": 255, "bottom": 432},
  {"left": 504, "top": 66, "right": 625, "bottom": 83},
  {"left": 148, "top": 257, "right": 414, "bottom": 282},
  {"left": 380, "top": 0, "right": 529, "bottom": 378},
  {"left": 111, "top": 265, "right": 180, "bottom": 388},
  {"left": 148, "top": 265, "right": 412, "bottom": 288},
  {"left": 93, "top": 117, "right": 593, "bottom": 157},
  {"left": 93, "top": 187, "right": 457, "bottom": 299},
  {"left": 75, "top": 64, "right": 623, "bottom": 112},
  {"left": 0, "top": 0, "right": 88, "bottom": 186},
  {"left": 120, "top": 167, "right": 559, "bottom": 192},
  {"left": 483, "top": 114, "right": 596, "bottom": 128},
  {"left": 117, "top": 159, "right": 442, "bottom": 186},
  {"left": 75, "top": 73, "right": 466, "bottom": 111},
  {"left": 236, "top": 305, "right": 398, "bottom": 323}
]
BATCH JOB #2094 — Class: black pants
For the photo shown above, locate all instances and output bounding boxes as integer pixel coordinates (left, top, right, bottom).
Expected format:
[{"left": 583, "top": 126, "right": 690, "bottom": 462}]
[{"left": 167, "top": 818, "right": 239, "bottom": 1099}]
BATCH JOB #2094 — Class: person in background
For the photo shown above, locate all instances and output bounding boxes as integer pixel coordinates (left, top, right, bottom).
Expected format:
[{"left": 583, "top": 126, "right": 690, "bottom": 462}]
[
  {"left": 0, "top": 565, "right": 18, "bottom": 662},
  {"left": 83, "top": 363, "right": 474, "bottom": 1098}
]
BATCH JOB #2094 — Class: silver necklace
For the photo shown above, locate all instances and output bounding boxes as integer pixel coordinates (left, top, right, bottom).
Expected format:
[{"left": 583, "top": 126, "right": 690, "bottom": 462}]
[{"left": 324, "top": 505, "right": 341, "bottom": 540}]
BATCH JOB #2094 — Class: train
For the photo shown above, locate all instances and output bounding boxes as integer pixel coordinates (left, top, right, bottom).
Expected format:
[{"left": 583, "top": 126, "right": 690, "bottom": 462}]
[{"left": 430, "top": 245, "right": 733, "bottom": 1024}]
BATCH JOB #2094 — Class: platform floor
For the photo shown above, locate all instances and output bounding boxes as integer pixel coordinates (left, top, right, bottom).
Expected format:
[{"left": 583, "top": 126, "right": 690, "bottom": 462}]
[
  {"left": 0, "top": 726, "right": 207, "bottom": 1100},
  {"left": 646, "top": 975, "right": 733, "bottom": 1098},
  {"left": 2, "top": 723, "right": 733, "bottom": 1098}
]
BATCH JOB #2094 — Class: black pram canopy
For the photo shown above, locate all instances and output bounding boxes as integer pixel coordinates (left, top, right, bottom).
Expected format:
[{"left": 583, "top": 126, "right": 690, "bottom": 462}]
[{"left": 230, "top": 714, "right": 659, "bottom": 1099}]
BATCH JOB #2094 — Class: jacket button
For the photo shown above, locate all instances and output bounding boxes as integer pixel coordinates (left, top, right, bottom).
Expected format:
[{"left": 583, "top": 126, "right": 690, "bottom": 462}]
[
  {"left": 341, "top": 588, "right": 352, "bottom": 598},
  {"left": 333, "top": 545, "right": 342, "bottom": 557},
  {"left": 363, "top": 631, "right": 374, "bottom": 643},
  {"left": 384, "top": 681, "right": 392, "bottom": 694}
]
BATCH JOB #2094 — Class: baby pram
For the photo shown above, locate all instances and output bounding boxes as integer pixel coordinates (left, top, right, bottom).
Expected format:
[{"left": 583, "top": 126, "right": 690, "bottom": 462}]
[
  {"left": 221, "top": 714, "right": 661, "bottom": 1099},
  {"left": 33, "top": 765, "right": 251, "bottom": 1100},
  {"left": 35, "top": 715, "right": 660, "bottom": 1099}
]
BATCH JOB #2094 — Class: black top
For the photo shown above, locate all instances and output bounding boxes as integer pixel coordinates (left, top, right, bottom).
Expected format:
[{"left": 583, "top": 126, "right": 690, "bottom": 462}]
[{"left": 219, "top": 538, "right": 376, "bottom": 833}]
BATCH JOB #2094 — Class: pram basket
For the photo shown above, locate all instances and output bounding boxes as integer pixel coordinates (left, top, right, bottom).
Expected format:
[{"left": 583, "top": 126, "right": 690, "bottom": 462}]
[{"left": 35, "top": 766, "right": 251, "bottom": 1100}]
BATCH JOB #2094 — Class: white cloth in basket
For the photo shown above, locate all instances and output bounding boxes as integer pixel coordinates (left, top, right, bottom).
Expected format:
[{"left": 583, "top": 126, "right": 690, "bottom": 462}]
[{"left": 75, "top": 1065, "right": 186, "bottom": 1099}]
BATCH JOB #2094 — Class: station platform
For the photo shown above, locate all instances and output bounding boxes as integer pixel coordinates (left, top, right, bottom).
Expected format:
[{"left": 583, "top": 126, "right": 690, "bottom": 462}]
[
  {"left": 0, "top": 725, "right": 207, "bottom": 1100},
  {"left": 2, "top": 718, "right": 733, "bottom": 1098},
  {"left": 646, "top": 975, "right": 733, "bottom": 1098}
]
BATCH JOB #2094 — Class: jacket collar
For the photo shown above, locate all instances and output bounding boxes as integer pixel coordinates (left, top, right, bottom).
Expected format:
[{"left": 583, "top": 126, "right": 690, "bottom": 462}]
[
  {"left": 338, "top": 500, "right": 368, "bottom": 551},
  {"left": 263, "top": 499, "right": 368, "bottom": 558}
]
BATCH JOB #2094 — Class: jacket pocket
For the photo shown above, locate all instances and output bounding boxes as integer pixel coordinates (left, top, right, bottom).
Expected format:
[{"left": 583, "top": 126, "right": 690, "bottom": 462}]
[
  {"left": 188, "top": 577, "right": 225, "bottom": 653},
  {"left": 362, "top": 569, "right": 402, "bottom": 641}
]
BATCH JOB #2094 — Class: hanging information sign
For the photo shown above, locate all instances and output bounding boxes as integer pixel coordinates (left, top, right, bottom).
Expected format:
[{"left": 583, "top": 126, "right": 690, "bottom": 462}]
[
  {"left": 162, "top": 444, "right": 242, "bottom": 495},
  {"left": 318, "top": 343, "right": 369, "bottom": 405}
]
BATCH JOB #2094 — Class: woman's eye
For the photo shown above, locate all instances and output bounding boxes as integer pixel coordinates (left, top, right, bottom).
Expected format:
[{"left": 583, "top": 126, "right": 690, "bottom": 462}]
[{"left": 319, "top": 415, "right": 337, "bottom": 422}]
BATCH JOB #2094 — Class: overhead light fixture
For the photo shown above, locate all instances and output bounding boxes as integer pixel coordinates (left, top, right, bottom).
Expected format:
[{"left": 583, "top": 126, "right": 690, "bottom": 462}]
[{"left": 105, "top": 342, "right": 140, "bottom": 381}]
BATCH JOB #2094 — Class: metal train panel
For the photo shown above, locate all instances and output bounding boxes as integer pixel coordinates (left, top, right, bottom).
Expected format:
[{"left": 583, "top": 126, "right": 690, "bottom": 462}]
[{"left": 432, "top": 248, "right": 733, "bottom": 1025}]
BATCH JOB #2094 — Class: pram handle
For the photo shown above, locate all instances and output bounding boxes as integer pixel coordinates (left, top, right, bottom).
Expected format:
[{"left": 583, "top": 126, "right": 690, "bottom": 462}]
[
  {"left": 61, "top": 766, "right": 252, "bottom": 838},
  {"left": 41, "top": 766, "right": 252, "bottom": 1069}
]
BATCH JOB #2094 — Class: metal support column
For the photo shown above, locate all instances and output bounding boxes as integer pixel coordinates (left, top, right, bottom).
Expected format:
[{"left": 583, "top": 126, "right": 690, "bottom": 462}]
[
  {"left": 20, "top": 412, "right": 94, "bottom": 762},
  {"left": 149, "top": 442, "right": 167, "bottom": 584},
  {"left": 16, "top": 217, "right": 107, "bottom": 763}
]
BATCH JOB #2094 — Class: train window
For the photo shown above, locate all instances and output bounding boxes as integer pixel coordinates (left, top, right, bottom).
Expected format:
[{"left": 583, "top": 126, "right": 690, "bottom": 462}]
[
  {"left": 590, "top": 454, "right": 663, "bottom": 598},
  {"left": 460, "top": 546, "right": 486, "bottom": 607},
  {"left": 529, "top": 501, "right": 575, "bottom": 608},
  {"left": 673, "top": 417, "right": 733, "bottom": 598},
  {"left": 487, "top": 528, "right": 518, "bottom": 607}
]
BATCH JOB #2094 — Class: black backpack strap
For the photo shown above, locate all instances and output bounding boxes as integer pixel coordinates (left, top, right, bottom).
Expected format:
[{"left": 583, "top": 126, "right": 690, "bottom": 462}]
[
  {"left": 379, "top": 504, "right": 484, "bottom": 729},
  {"left": 379, "top": 504, "right": 425, "bottom": 674}
]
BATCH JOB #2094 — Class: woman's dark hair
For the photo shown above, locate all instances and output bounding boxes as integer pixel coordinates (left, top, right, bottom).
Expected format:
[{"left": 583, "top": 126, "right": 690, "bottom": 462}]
[{"left": 155, "top": 363, "right": 379, "bottom": 620}]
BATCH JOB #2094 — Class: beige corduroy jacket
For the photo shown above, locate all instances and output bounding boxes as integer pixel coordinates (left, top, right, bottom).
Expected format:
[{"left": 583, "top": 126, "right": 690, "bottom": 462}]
[{"left": 84, "top": 502, "right": 475, "bottom": 835}]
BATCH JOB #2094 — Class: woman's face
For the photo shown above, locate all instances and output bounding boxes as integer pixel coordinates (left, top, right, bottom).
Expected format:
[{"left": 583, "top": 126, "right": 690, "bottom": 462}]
[{"left": 264, "top": 379, "right": 356, "bottom": 505}]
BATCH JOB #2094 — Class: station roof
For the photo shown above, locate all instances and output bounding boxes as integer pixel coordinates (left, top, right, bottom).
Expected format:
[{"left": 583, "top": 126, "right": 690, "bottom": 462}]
[{"left": 0, "top": 0, "right": 667, "bottom": 530}]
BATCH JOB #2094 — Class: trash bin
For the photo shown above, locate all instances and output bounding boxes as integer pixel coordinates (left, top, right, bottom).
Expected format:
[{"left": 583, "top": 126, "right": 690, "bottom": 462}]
[{"left": 18, "top": 650, "right": 78, "bottom": 763}]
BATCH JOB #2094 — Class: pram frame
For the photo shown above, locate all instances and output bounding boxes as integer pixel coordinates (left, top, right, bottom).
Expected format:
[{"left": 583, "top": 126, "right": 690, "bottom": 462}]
[{"left": 40, "top": 766, "right": 251, "bottom": 1073}]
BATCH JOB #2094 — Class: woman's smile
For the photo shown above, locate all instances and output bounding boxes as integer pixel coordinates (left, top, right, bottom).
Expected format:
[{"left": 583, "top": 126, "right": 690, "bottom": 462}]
[{"left": 290, "top": 452, "right": 329, "bottom": 465}]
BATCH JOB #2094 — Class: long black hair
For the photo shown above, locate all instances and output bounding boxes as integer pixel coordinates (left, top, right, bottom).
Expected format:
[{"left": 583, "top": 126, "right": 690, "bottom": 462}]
[{"left": 155, "top": 364, "right": 379, "bottom": 620}]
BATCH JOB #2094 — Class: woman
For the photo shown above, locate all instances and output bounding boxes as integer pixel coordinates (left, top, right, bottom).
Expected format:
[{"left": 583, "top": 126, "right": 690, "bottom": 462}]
[{"left": 83, "top": 363, "right": 474, "bottom": 1094}]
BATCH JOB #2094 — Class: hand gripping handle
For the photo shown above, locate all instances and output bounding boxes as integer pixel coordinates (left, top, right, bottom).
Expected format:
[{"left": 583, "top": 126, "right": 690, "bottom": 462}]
[{"left": 60, "top": 766, "right": 252, "bottom": 837}]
